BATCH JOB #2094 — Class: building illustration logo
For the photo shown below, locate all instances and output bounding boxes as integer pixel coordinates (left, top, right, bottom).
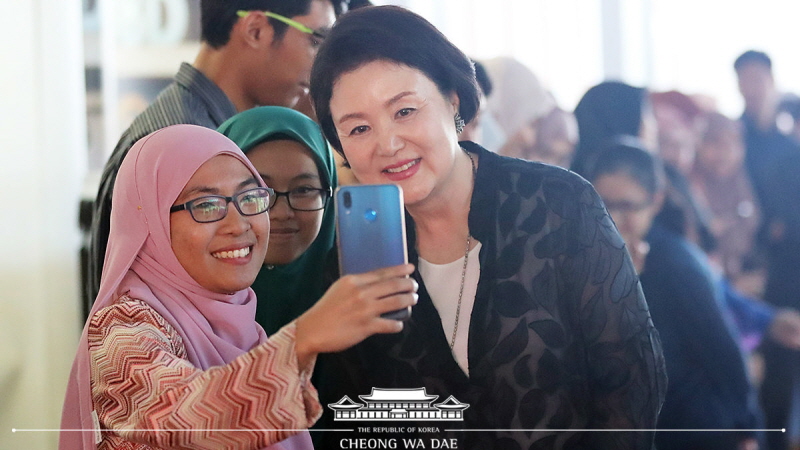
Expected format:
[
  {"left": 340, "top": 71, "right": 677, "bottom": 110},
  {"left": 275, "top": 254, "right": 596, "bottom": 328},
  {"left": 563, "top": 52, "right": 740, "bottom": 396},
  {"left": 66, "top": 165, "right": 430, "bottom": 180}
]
[{"left": 328, "top": 387, "right": 469, "bottom": 421}]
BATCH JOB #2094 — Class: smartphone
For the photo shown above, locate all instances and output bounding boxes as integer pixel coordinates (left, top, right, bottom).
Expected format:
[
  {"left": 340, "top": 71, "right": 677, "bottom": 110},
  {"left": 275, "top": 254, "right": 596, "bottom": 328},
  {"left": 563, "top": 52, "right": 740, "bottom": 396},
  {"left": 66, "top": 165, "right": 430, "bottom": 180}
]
[{"left": 335, "top": 184, "right": 411, "bottom": 321}]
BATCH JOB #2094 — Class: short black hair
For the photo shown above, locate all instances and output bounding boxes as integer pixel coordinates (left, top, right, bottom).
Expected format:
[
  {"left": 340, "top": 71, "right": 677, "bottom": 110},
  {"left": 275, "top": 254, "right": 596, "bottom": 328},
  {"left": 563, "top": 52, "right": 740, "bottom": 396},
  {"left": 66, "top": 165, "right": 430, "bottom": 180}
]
[
  {"left": 734, "top": 50, "right": 772, "bottom": 72},
  {"left": 310, "top": 5, "right": 481, "bottom": 153},
  {"left": 329, "top": 0, "right": 351, "bottom": 17},
  {"left": 201, "top": 0, "right": 347, "bottom": 48},
  {"left": 472, "top": 60, "right": 493, "bottom": 97},
  {"left": 347, "top": 0, "right": 373, "bottom": 9},
  {"left": 584, "top": 135, "right": 666, "bottom": 197}
]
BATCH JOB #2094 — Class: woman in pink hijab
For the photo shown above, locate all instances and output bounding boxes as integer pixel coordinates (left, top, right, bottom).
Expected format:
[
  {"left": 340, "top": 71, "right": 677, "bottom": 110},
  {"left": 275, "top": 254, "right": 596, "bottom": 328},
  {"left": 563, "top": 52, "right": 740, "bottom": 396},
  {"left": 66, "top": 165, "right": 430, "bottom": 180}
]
[{"left": 60, "top": 124, "right": 417, "bottom": 450}]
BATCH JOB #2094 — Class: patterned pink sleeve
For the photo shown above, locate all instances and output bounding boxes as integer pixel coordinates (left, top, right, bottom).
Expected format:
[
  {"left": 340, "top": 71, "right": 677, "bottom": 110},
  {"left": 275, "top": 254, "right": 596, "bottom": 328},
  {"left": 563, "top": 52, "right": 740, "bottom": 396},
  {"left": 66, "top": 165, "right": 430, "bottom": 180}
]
[{"left": 88, "top": 296, "right": 321, "bottom": 450}]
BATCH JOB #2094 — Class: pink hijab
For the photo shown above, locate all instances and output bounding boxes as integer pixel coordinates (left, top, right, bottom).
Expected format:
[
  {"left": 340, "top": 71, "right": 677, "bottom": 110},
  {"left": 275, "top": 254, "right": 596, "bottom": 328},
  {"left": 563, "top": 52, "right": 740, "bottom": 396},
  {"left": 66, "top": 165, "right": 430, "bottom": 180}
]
[{"left": 60, "top": 125, "right": 312, "bottom": 450}]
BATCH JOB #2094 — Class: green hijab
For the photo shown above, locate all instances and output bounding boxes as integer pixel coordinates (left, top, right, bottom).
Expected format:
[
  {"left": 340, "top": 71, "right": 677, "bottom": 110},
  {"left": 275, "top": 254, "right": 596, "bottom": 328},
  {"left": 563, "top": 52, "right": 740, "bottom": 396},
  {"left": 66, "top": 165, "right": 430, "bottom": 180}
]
[{"left": 218, "top": 106, "right": 337, "bottom": 336}]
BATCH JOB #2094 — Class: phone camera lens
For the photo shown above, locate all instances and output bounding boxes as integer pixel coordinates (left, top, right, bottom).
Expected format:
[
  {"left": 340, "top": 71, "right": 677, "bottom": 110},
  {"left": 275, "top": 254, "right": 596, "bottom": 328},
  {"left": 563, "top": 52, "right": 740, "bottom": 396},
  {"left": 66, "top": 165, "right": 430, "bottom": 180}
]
[{"left": 343, "top": 191, "right": 352, "bottom": 208}]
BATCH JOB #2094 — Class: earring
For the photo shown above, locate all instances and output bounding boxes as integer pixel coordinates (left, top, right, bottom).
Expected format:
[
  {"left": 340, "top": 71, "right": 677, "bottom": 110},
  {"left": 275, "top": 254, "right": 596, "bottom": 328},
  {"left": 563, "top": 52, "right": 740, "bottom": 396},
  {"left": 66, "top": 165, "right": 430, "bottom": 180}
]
[{"left": 454, "top": 112, "right": 465, "bottom": 134}]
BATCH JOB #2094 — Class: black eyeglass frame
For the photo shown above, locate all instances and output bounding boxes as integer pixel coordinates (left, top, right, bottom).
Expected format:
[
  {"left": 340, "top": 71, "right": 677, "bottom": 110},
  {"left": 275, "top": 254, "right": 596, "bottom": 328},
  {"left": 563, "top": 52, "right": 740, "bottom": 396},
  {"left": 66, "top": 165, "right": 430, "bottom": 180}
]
[
  {"left": 602, "top": 198, "right": 653, "bottom": 214},
  {"left": 170, "top": 187, "right": 275, "bottom": 223},
  {"left": 269, "top": 186, "right": 332, "bottom": 212}
]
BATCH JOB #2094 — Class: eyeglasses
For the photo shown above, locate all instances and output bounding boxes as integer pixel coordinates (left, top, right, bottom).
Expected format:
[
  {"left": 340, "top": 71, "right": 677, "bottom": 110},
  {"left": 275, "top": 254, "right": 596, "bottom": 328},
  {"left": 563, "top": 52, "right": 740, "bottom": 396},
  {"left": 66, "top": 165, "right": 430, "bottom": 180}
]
[
  {"left": 604, "top": 199, "right": 652, "bottom": 215},
  {"left": 236, "top": 10, "right": 327, "bottom": 42},
  {"left": 269, "top": 186, "right": 331, "bottom": 211},
  {"left": 170, "top": 187, "right": 275, "bottom": 223}
]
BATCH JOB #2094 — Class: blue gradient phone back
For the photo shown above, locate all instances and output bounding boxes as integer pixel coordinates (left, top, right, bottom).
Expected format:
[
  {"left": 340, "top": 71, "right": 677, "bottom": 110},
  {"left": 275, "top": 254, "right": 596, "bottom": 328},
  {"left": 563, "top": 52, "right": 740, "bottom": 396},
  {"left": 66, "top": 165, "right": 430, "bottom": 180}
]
[{"left": 335, "top": 184, "right": 408, "bottom": 276}]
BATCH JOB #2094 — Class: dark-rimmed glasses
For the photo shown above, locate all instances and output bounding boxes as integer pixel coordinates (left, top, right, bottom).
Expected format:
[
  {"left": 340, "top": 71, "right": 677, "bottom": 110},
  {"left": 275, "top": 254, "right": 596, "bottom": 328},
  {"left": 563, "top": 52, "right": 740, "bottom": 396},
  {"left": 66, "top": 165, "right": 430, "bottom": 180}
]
[
  {"left": 269, "top": 187, "right": 331, "bottom": 211},
  {"left": 603, "top": 199, "right": 652, "bottom": 215},
  {"left": 170, "top": 187, "right": 274, "bottom": 223},
  {"left": 236, "top": 10, "right": 327, "bottom": 42}
]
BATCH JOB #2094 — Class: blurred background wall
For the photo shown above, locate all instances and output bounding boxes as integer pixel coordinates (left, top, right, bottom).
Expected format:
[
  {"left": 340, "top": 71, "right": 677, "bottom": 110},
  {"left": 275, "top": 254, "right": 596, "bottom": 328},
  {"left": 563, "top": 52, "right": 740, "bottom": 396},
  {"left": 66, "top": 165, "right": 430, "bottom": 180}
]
[
  {"left": 0, "top": 0, "right": 86, "bottom": 449},
  {"left": 1, "top": 1, "right": 799, "bottom": 449},
  {"left": 394, "top": 0, "right": 800, "bottom": 114}
]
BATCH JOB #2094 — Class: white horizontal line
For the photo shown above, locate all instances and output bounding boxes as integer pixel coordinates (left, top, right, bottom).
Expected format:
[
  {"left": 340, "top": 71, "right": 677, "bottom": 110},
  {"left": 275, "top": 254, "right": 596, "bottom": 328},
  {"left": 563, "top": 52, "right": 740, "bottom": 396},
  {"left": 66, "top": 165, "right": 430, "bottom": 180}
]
[
  {"left": 12, "top": 429, "right": 353, "bottom": 433},
  {"left": 12, "top": 428, "right": 786, "bottom": 433},
  {"left": 446, "top": 429, "right": 786, "bottom": 433}
]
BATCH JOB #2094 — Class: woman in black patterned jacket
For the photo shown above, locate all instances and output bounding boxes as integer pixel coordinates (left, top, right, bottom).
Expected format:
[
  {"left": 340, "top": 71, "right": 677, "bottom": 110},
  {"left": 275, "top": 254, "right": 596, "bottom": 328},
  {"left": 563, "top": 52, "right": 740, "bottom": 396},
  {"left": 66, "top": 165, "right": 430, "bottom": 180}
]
[{"left": 309, "top": 6, "right": 667, "bottom": 449}]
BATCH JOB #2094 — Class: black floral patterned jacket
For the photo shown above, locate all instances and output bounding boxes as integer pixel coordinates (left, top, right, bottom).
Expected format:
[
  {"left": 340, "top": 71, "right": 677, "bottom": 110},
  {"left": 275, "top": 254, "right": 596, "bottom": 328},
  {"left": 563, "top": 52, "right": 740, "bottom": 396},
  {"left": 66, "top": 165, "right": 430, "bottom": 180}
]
[{"left": 315, "top": 142, "right": 667, "bottom": 450}]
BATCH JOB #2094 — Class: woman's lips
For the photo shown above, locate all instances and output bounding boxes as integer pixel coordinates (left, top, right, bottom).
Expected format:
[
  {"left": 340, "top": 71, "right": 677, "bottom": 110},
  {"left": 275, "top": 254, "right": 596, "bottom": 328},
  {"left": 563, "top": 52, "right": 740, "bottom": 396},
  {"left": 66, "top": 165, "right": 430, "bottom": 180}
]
[
  {"left": 269, "top": 228, "right": 298, "bottom": 242},
  {"left": 211, "top": 246, "right": 250, "bottom": 259},
  {"left": 382, "top": 158, "right": 421, "bottom": 181},
  {"left": 211, "top": 245, "right": 254, "bottom": 265}
]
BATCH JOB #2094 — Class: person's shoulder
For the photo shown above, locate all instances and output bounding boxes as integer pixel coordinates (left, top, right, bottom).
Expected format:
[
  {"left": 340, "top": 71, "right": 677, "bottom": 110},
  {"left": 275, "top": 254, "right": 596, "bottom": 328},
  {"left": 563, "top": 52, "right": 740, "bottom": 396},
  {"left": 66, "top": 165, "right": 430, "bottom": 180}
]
[
  {"left": 90, "top": 295, "right": 173, "bottom": 335},
  {"left": 646, "top": 224, "right": 709, "bottom": 279},
  {"left": 132, "top": 84, "right": 204, "bottom": 126},
  {"left": 499, "top": 154, "right": 569, "bottom": 176},
  {"left": 127, "top": 63, "right": 216, "bottom": 127},
  {"left": 113, "top": 88, "right": 211, "bottom": 151},
  {"left": 88, "top": 295, "right": 186, "bottom": 356},
  {"left": 469, "top": 142, "right": 587, "bottom": 191}
]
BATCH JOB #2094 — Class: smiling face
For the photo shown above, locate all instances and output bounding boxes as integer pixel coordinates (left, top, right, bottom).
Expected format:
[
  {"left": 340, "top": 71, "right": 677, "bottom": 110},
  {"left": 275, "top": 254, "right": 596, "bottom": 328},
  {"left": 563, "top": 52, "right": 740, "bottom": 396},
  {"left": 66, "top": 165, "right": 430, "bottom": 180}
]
[
  {"left": 170, "top": 155, "right": 269, "bottom": 294},
  {"left": 329, "top": 60, "right": 463, "bottom": 207},
  {"left": 245, "top": 139, "right": 326, "bottom": 265}
]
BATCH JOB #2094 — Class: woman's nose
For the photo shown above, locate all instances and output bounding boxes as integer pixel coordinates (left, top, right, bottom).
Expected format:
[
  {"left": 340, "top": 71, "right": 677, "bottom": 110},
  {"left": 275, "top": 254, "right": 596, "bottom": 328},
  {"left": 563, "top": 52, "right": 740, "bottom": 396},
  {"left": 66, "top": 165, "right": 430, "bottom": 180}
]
[
  {"left": 376, "top": 125, "right": 404, "bottom": 156},
  {"left": 269, "top": 194, "right": 295, "bottom": 220},
  {"left": 219, "top": 204, "right": 252, "bottom": 234}
]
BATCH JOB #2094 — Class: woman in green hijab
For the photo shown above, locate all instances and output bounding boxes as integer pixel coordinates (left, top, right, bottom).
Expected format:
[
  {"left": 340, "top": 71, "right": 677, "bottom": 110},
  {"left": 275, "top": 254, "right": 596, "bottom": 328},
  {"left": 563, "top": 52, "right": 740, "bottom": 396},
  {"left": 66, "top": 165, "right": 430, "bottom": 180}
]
[{"left": 218, "top": 106, "right": 337, "bottom": 335}]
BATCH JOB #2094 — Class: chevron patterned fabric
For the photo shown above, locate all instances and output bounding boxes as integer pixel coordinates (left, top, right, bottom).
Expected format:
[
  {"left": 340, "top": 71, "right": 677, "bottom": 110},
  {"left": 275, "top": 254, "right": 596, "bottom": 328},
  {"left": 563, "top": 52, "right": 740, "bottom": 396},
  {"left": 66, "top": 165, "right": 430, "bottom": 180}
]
[{"left": 88, "top": 296, "right": 321, "bottom": 449}]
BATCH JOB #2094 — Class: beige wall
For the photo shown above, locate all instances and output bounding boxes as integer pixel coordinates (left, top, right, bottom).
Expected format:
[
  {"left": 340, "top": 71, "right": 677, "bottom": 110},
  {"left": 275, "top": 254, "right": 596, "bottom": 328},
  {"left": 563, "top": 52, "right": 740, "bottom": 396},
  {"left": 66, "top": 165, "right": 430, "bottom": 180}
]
[{"left": 0, "top": 0, "right": 86, "bottom": 449}]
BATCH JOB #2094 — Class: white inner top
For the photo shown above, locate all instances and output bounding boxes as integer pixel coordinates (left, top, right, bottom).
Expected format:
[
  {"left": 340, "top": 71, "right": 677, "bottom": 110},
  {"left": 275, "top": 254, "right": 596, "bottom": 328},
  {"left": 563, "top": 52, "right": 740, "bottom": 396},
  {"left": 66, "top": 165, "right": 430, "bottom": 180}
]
[{"left": 418, "top": 242, "right": 482, "bottom": 376}]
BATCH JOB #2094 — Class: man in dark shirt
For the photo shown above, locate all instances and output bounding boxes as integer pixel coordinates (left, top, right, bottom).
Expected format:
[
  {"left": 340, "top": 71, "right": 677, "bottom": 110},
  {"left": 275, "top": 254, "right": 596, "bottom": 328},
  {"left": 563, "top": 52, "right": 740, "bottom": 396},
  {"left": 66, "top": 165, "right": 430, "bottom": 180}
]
[
  {"left": 86, "top": 0, "right": 348, "bottom": 307},
  {"left": 735, "top": 50, "right": 800, "bottom": 450},
  {"left": 734, "top": 50, "right": 798, "bottom": 225}
]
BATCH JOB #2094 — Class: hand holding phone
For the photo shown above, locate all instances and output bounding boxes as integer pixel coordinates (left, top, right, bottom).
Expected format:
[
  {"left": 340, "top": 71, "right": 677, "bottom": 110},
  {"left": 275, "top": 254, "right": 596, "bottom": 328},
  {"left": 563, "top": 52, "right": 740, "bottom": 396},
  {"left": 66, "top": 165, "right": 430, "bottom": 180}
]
[
  {"left": 336, "top": 184, "right": 411, "bottom": 321},
  {"left": 294, "top": 263, "right": 416, "bottom": 366}
]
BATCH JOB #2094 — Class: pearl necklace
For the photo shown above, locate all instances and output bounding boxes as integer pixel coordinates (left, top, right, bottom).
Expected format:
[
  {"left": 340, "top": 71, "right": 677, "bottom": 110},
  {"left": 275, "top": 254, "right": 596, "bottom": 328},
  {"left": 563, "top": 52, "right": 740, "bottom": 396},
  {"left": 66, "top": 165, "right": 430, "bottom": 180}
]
[{"left": 450, "top": 150, "right": 477, "bottom": 349}]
